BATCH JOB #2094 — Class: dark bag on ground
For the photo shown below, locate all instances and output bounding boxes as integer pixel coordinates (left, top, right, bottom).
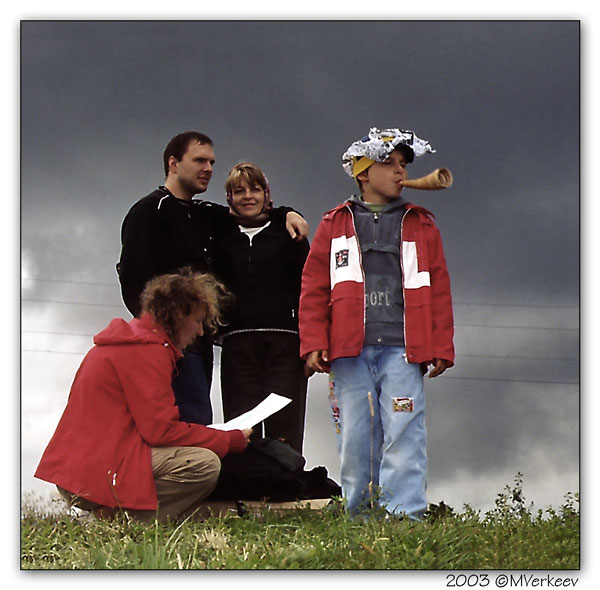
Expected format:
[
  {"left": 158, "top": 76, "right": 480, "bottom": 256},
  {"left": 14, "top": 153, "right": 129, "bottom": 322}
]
[{"left": 207, "top": 437, "right": 341, "bottom": 502}]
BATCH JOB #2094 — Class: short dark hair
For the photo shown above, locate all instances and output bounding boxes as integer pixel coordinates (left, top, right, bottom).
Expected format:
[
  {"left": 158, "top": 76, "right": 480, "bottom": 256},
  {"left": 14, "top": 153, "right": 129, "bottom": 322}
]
[
  {"left": 398, "top": 144, "right": 415, "bottom": 164},
  {"left": 163, "top": 131, "right": 214, "bottom": 177}
]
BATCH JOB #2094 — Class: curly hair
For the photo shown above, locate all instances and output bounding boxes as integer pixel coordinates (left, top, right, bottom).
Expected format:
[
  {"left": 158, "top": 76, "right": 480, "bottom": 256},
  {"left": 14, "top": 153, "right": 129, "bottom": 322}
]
[{"left": 139, "top": 268, "right": 230, "bottom": 342}]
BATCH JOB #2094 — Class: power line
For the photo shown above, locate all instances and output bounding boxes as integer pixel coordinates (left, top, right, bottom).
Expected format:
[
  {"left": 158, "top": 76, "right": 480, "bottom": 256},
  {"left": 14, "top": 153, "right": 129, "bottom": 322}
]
[
  {"left": 22, "top": 277, "right": 118, "bottom": 287},
  {"left": 20, "top": 348, "right": 580, "bottom": 386},
  {"left": 20, "top": 301, "right": 579, "bottom": 332},
  {"left": 22, "top": 277, "right": 578, "bottom": 311},
  {"left": 19, "top": 352, "right": 580, "bottom": 386},
  {"left": 441, "top": 375, "right": 579, "bottom": 386},
  {"left": 453, "top": 301, "right": 578, "bottom": 310},
  {"left": 21, "top": 349, "right": 86, "bottom": 356},
  {"left": 456, "top": 323, "right": 578, "bottom": 332},
  {"left": 23, "top": 330, "right": 94, "bottom": 337},
  {"left": 19, "top": 334, "right": 581, "bottom": 363},
  {"left": 459, "top": 353, "right": 578, "bottom": 362},
  {"left": 21, "top": 298, "right": 124, "bottom": 309}
]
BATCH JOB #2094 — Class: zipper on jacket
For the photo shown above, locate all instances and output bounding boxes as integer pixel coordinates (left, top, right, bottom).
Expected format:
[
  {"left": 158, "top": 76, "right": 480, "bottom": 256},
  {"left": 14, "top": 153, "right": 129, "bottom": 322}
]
[
  {"left": 399, "top": 209, "right": 408, "bottom": 359},
  {"left": 247, "top": 240, "right": 253, "bottom": 290},
  {"left": 345, "top": 204, "right": 366, "bottom": 328},
  {"left": 373, "top": 211, "right": 379, "bottom": 242}
]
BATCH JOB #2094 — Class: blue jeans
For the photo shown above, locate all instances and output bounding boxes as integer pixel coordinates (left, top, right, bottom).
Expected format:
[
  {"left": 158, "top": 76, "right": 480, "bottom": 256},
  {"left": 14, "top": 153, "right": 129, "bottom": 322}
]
[
  {"left": 329, "top": 346, "right": 427, "bottom": 519},
  {"left": 172, "top": 346, "right": 213, "bottom": 425}
]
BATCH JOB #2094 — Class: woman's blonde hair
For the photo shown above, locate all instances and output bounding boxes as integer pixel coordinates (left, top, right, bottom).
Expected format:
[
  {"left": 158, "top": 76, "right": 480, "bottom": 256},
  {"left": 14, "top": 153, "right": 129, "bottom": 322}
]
[
  {"left": 140, "top": 268, "right": 230, "bottom": 342},
  {"left": 224, "top": 162, "right": 269, "bottom": 197}
]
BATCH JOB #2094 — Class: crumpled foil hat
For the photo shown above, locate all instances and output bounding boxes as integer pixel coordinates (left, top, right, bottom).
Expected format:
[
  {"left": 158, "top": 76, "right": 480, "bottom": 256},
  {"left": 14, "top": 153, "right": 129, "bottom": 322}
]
[{"left": 342, "top": 127, "right": 436, "bottom": 178}]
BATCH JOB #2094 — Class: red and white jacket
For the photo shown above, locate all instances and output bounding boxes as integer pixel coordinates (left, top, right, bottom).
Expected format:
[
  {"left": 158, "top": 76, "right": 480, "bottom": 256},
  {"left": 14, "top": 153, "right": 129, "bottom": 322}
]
[{"left": 299, "top": 200, "right": 455, "bottom": 366}]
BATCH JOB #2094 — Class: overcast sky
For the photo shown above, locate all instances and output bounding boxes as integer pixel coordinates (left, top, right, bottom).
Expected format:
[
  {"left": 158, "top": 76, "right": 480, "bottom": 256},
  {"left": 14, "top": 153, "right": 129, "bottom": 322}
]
[{"left": 19, "top": 19, "right": 581, "bottom": 516}]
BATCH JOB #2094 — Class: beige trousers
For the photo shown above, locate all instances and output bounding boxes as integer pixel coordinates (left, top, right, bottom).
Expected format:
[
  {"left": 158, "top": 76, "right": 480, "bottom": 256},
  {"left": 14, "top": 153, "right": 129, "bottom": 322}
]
[{"left": 58, "top": 446, "right": 221, "bottom": 523}]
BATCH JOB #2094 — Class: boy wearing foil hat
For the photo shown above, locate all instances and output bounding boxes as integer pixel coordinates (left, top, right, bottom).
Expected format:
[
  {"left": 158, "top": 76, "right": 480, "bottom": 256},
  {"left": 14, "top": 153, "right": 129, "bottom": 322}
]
[{"left": 299, "top": 127, "right": 454, "bottom": 519}]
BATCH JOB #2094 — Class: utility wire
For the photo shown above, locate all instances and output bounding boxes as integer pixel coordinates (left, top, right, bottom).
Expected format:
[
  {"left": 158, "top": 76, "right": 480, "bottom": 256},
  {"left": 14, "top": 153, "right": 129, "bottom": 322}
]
[
  {"left": 453, "top": 301, "right": 578, "bottom": 309},
  {"left": 22, "top": 277, "right": 118, "bottom": 287},
  {"left": 21, "top": 349, "right": 87, "bottom": 356},
  {"left": 23, "top": 330, "right": 94, "bottom": 337},
  {"left": 21, "top": 278, "right": 580, "bottom": 386},
  {"left": 441, "top": 375, "right": 579, "bottom": 386},
  {"left": 21, "top": 300, "right": 579, "bottom": 332},
  {"left": 22, "top": 277, "right": 578, "bottom": 310},
  {"left": 20, "top": 348, "right": 581, "bottom": 386},
  {"left": 458, "top": 353, "right": 578, "bottom": 362},
  {"left": 21, "top": 298, "right": 124, "bottom": 309},
  {"left": 22, "top": 348, "right": 579, "bottom": 369},
  {"left": 457, "top": 323, "right": 578, "bottom": 332},
  {"left": 19, "top": 333, "right": 580, "bottom": 363}
]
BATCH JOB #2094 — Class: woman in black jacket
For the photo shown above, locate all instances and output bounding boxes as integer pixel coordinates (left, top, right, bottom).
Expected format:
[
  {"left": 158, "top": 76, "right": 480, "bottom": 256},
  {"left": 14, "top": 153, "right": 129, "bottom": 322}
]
[{"left": 212, "top": 162, "right": 310, "bottom": 452}]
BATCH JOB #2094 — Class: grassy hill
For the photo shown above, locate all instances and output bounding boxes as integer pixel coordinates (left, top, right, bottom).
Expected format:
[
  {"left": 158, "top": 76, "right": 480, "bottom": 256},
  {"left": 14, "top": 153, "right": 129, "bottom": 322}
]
[{"left": 21, "top": 475, "right": 579, "bottom": 570}]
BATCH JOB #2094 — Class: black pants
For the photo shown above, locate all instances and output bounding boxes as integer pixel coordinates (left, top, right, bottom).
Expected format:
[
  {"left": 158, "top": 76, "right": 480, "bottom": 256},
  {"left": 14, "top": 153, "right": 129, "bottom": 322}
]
[{"left": 220, "top": 331, "right": 308, "bottom": 453}]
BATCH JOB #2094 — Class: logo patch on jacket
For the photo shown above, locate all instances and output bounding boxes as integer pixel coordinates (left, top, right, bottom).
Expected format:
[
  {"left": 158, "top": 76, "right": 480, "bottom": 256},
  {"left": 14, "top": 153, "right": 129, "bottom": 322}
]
[
  {"left": 392, "top": 397, "right": 414, "bottom": 413},
  {"left": 335, "top": 249, "right": 349, "bottom": 269},
  {"left": 330, "top": 235, "right": 363, "bottom": 288}
]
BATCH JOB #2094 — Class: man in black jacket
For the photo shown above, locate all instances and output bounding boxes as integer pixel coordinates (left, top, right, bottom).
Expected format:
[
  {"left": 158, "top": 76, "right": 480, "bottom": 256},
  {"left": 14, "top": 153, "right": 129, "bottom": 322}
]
[{"left": 117, "top": 131, "right": 308, "bottom": 425}]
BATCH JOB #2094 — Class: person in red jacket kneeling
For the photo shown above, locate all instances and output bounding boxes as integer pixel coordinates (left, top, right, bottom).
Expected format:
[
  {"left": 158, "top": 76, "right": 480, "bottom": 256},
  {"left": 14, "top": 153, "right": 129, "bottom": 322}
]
[{"left": 35, "top": 268, "right": 251, "bottom": 522}]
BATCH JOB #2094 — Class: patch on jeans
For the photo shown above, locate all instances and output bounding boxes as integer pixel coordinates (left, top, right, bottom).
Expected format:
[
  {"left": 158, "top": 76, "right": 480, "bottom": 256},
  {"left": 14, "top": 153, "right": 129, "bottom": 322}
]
[
  {"left": 393, "top": 397, "right": 414, "bottom": 413},
  {"left": 328, "top": 372, "right": 341, "bottom": 434}
]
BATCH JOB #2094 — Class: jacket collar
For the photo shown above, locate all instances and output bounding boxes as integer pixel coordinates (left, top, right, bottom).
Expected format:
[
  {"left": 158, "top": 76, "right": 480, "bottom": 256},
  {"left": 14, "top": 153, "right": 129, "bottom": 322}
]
[
  {"left": 324, "top": 197, "right": 434, "bottom": 220},
  {"left": 349, "top": 194, "right": 410, "bottom": 213}
]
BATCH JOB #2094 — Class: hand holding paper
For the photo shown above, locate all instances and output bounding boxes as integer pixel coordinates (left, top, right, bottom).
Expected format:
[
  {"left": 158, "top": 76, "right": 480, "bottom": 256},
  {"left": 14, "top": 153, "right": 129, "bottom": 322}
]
[{"left": 209, "top": 393, "right": 292, "bottom": 431}]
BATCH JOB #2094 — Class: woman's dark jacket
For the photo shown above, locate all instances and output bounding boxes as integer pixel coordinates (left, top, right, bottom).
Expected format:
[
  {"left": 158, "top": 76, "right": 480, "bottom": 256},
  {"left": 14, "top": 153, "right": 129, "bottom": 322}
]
[{"left": 212, "top": 215, "right": 310, "bottom": 337}]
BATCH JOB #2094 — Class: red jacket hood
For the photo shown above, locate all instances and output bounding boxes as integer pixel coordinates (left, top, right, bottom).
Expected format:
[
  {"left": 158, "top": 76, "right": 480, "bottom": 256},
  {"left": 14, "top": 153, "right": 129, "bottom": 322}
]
[{"left": 93, "top": 314, "right": 181, "bottom": 359}]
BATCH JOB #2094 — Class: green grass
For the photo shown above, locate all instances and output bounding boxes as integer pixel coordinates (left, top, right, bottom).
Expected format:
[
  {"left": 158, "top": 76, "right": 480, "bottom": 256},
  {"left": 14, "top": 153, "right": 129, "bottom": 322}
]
[{"left": 21, "top": 474, "right": 579, "bottom": 570}]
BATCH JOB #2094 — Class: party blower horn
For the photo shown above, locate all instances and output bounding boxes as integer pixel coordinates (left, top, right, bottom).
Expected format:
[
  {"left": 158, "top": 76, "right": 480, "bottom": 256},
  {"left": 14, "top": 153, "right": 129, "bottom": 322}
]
[{"left": 401, "top": 168, "right": 453, "bottom": 190}]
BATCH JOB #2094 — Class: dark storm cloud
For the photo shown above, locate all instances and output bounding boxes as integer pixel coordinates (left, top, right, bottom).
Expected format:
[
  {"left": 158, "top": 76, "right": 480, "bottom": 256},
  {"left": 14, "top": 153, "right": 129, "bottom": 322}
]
[
  {"left": 21, "top": 21, "right": 579, "bottom": 279},
  {"left": 21, "top": 20, "right": 579, "bottom": 510}
]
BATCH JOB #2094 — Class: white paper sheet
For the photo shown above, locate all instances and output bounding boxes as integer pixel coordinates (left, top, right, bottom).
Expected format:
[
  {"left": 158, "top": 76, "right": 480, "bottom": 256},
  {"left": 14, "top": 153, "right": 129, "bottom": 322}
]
[{"left": 208, "top": 393, "right": 292, "bottom": 431}]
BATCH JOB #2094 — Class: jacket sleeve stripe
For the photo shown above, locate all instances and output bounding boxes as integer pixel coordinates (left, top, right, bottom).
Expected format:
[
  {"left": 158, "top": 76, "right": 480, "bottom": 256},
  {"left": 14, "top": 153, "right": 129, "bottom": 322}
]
[{"left": 402, "top": 241, "right": 431, "bottom": 289}]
